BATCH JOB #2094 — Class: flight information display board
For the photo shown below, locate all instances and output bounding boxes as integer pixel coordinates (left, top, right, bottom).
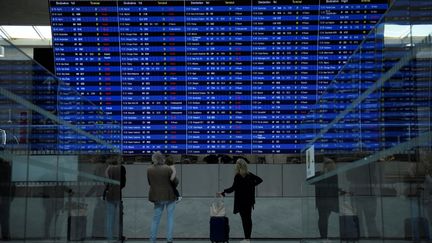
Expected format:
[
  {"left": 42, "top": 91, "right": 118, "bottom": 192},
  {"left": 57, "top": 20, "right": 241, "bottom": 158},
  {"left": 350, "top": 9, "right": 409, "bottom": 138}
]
[{"left": 49, "top": 0, "right": 387, "bottom": 154}]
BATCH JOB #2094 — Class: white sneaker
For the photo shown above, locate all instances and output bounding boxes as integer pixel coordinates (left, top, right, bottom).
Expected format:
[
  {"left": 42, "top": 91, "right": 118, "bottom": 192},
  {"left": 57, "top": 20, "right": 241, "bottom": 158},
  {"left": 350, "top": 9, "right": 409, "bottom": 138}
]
[{"left": 176, "top": 196, "right": 182, "bottom": 203}]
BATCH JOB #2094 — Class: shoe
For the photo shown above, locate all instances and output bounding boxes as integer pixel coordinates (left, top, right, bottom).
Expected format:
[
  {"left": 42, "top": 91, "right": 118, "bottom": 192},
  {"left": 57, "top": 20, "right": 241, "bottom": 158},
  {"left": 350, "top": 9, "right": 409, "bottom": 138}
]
[{"left": 176, "top": 196, "right": 182, "bottom": 203}]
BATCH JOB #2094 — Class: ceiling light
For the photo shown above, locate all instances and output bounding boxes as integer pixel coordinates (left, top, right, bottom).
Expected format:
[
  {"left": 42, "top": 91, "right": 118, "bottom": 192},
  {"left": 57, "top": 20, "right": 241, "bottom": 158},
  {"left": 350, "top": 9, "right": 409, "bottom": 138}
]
[
  {"left": 384, "top": 24, "right": 432, "bottom": 38},
  {"left": 384, "top": 24, "right": 410, "bottom": 38},
  {"left": 1, "top": 26, "right": 41, "bottom": 39},
  {"left": 0, "top": 27, "right": 10, "bottom": 39},
  {"left": 34, "top": 26, "right": 52, "bottom": 40}
]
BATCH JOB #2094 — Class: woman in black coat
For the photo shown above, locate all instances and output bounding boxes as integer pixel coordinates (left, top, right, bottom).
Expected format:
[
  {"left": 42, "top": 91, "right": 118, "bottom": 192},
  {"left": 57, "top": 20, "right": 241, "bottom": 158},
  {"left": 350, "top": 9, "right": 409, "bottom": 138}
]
[{"left": 218, "top": 159, "right": 263, "bottom": 243}]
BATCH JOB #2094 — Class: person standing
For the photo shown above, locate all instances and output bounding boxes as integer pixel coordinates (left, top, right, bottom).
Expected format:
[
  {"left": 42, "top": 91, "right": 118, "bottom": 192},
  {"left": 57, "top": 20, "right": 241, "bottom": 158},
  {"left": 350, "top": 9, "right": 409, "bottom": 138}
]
[
  {"left": 314, "top": 158, "right": 339, "bottom": 240},
  {"left": 218, "top": 159, "right": 263, "bottom": 243},
  {"left": 0, "top": 158, "right": 14, "bottom": 241},
  {"left": 85, "top": 155, "right": 109, "bottom": 238},
  {"left": 346, "top": 163, "right": 380, "bottom": 237},
  {"left": 104, "top": 155, "right": 126, "bottom": 242},
  {"left": 165, "top": 155, "right": 182, "bottom": 202},
  {"left": 147, "top": 152, "right": 177, "bottom": 243}
]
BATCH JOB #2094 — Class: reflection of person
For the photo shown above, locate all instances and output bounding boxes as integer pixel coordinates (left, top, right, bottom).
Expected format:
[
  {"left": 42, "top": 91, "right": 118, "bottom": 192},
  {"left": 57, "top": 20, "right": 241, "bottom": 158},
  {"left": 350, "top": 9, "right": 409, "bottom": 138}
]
[
  {"left": 165, "top": 156, "right": 182, "bottom": 202},
  {"left": 424, "top": 164, "right": 432, "bottom": 231},
  {"left": 0, "top": 158, "right": 14, "bottom": 241},
  {"left": 346, "top": 163, "right": 380, "bottom": 237},
  {"left": 104, "top": 156, "right": 126, "bottom": 241},
  {"left": 147, "top": 152, "right": 177, "bottom": 243},
  {"left": 42, "top": 173, "right": 71, "bottom": 239},
  {"left": 85, "top": 155, "right": 109, "bottom": 238},
  {"left": 314, "top": 158, "right": 339, "bottom": 239},
  {"left": 218, "top": 159, "right": 263, "bottom": 243}
]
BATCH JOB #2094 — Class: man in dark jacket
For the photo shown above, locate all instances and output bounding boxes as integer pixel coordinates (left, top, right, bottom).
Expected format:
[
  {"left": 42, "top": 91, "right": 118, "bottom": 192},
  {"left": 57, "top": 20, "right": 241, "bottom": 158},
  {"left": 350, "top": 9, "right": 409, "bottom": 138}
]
[
  {"left": 147, "top": 152, "right": 177, "bottom": 243},
  {"left": 0, "top": 158, "right": 14, "bottom": 241}
]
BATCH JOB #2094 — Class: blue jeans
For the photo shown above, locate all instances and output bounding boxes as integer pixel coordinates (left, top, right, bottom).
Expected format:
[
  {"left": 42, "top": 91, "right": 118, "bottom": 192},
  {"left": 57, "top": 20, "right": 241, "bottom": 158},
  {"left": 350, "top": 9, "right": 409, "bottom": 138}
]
[
  {"left": 106, "top": 200, "right": 120, "bottom": 240},
  {"left": 150, "top": 201, "right": 176, "bottom": 243}
]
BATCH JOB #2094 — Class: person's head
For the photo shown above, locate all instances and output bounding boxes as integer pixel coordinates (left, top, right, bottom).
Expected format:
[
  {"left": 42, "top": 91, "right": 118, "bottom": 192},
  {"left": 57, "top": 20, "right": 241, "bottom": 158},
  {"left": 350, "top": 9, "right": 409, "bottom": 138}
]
[
  {"left": 165, "top": 155, "right": 174, "bottom": 166},
  {"left": 107, "top": 155, "right": 122, "bottom": 165},
  {"left": 0, "top": 157, "right": 10, "bottom": 165},
  {"left": 323, "top": 157, "right": 336, "bottom": 173},
  {"left": 152, "top": 151, "right": 165, "bottom": 165},
  {"left": 235, "top": 158, "right": 249, "bottom": 177}
]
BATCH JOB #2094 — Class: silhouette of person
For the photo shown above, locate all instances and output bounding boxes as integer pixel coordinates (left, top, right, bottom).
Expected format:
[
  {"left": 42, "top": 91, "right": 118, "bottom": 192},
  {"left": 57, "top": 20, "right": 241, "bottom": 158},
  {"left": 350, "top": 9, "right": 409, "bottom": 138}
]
[
  {"left": 218, "top": 159, "right": 263, "bottom": 243},
  {"left": 314, "top": 158, "right": 339, "bottom": 239},
  {"left": 104, "top": 155, "right": 126, "bottom": 241},
  {"left": 346, "top": 163, "right": 380, "bottom": 237},
  {"left": 0, "top": 158, "right": 14, "bottom": 241},
  {"left": 42, "top": 172, "right": 71, "bottom": 239},
  {"left": 85, "top": 155, "right": 109, "bottom": 238}
]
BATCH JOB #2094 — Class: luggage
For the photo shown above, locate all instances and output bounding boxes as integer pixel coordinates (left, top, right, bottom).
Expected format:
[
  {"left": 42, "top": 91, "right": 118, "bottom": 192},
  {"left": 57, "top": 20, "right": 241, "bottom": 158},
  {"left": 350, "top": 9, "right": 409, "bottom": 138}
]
[
  {"left": 68, "top": 216, "right": 87, "bottom": 241},
  {"left": 339, "top": 215, "right": 360, "bottom": 242},
  {"left": 210, "top": 197, "right": 226, "bottom": 217},
  {"left": 66, "top": 193, "right": 87, "bottom": 241},
  {"left": 210, "top": 216, "right": 229, "bottom": 243},
  {"left": 404, "top": 217, "right": 430, "bottom": 241}
]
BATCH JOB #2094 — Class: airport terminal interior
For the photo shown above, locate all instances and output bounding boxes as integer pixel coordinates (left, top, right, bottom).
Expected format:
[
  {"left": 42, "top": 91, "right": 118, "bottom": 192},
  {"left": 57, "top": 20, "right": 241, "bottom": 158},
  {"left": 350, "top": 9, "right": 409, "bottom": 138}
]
[{"left": 0, "top": 0, "right": 431, "bottom": 242}]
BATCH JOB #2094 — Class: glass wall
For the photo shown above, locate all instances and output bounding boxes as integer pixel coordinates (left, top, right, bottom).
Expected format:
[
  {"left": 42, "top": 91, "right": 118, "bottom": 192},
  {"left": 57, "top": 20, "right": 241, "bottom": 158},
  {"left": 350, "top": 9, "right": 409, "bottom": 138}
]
[
  {"left": 302, "top": 0, "right": 432, "bottom": 241},
  {"left": 0, "top": 37, "right": 122, "bottom": 242}
]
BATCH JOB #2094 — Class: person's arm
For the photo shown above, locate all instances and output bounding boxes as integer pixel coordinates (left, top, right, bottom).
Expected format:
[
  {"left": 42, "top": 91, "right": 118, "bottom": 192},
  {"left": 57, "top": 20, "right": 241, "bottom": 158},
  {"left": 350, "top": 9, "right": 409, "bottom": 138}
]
[
  {"left": 147, "top": 169, "right": 151, "bottom": 186},
  {"left": 170, "top": 165, "right": 176, "bottom": 182},
  {"left": 251, "top": 173, "right": 263, "bottom": 186},
  {"left": 220, "top": 175, "right": 238, "bottom": 196}
]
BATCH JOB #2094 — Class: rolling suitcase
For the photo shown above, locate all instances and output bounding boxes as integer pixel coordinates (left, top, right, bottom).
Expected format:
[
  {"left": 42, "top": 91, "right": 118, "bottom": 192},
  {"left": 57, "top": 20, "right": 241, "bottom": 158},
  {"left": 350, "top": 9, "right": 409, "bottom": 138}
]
[
  {"left": 404, "top": 217, "right": 430, "bottom": 241},
  {"left": 339, "top": 215, "right": 360, "bottom": 242},
  {"left": 210, "top": 216, "right": 229, "bottom": 243},
  {"left": 66, "top": 193, "right": 87, "bottom": 241}
]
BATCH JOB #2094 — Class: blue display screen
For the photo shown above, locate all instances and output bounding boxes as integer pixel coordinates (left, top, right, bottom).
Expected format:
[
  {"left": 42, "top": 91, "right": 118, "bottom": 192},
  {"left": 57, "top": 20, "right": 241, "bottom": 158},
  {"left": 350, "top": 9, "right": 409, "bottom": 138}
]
[{"left": 49, "top": 0, "right": 388, "bottom": 154}]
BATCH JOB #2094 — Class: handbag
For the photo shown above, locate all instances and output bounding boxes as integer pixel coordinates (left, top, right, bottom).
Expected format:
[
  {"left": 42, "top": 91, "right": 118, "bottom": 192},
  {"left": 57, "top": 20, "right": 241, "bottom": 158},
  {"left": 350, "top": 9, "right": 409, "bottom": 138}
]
[
  {"left": 210, "top": 197, "right": 226, "bottom": 217},
  {"left": 340, "top": 195, "right": 356, "bottom": 216}
]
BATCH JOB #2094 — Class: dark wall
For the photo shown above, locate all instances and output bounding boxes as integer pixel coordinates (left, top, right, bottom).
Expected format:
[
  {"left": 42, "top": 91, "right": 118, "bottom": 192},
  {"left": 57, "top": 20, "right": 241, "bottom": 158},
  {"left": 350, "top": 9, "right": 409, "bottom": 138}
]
[{"left": 0, "top": 0, "right": 50, "bottom": 26}]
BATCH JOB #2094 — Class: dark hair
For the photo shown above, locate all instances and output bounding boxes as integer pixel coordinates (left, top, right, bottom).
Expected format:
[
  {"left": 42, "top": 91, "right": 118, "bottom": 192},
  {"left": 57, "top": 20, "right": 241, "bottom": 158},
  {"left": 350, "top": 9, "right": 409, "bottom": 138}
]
[{"left": 165, "top": 156, "right": 174, "bottom": 166}]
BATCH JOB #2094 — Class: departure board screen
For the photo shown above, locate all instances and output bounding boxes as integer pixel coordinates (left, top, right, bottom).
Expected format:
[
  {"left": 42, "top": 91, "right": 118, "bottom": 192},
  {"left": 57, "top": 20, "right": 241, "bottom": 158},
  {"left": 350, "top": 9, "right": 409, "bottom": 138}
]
[{"left": 49, "top": 0, "right": 387, "bottom": 154}]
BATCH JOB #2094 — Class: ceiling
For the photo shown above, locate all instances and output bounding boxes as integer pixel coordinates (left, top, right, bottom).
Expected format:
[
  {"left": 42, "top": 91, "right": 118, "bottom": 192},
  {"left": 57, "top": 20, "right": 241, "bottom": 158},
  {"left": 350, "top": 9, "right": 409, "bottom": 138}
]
[{"left": 0, "top": 0, "right": 50, "bottom": 26}]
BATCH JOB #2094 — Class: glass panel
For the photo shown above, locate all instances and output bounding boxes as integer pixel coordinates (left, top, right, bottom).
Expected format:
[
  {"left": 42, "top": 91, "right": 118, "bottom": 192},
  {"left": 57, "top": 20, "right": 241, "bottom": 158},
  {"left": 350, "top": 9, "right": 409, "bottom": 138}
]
[
  {"left": 302, "top": 0, "right": 432, "bottom": 241},
  {"left": 0, "top": 35, "right": 121, "bottom": 242}
]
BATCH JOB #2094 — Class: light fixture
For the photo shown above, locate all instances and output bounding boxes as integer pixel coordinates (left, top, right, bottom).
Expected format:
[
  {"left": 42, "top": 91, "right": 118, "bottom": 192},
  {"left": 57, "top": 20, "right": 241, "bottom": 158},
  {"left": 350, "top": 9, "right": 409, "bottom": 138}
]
[
  {"left": 384, "top": 24, "right": 432, "bottom": 38},
  {"left": 0, "top": 27, "right": 10, "bottom": 39},
  {"left": 383, "top": 24, "right": 410, "bottom": 38},
  {"left": 1, "top": 25, "right": 41, "bottom": 39},
  {"left": 34, "top": 26, "right": 52, "bottom": 40}
]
